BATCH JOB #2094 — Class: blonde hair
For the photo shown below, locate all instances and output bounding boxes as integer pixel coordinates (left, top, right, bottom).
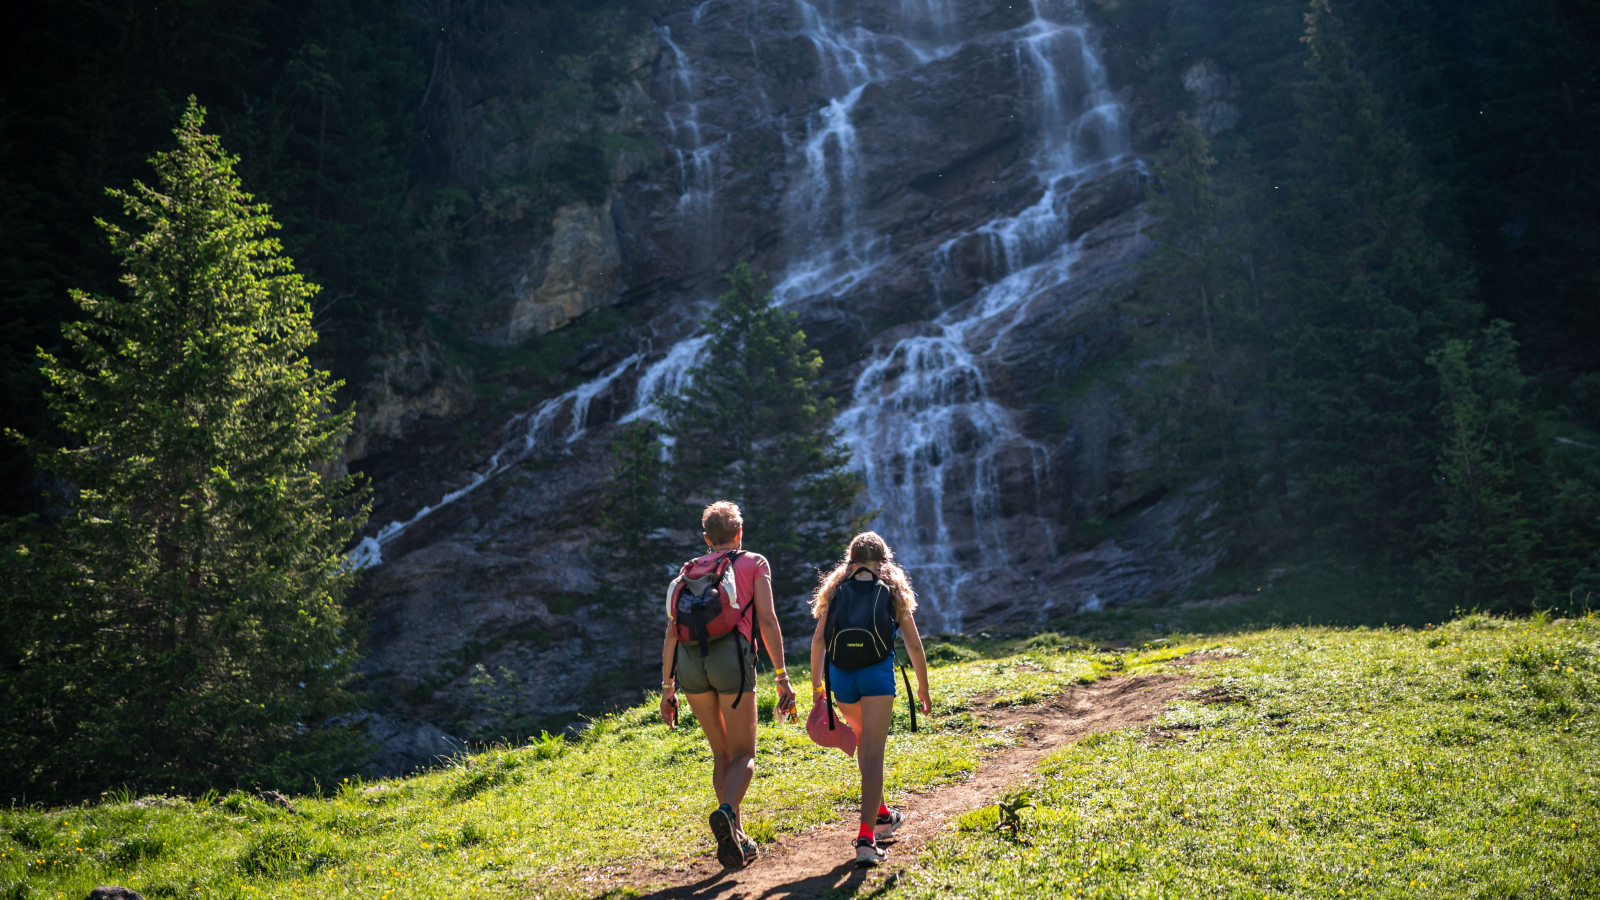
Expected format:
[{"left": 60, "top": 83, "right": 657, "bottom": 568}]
[
  {"left": 701, "top": 500, "right": 742, "bottom": 545},
  {"left": 810, "top": 531, "right": 918, "bottom": 621}
]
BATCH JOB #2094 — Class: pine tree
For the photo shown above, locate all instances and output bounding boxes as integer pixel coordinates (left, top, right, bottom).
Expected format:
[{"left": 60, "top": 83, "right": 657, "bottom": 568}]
[
  {"left": 1274, "top": 0, "right": 1479, "bottom": 549},
  {"left": 597, "top": 421, "right": 679, "bottom": 667},
  {"left": 1, "top": 100, "right": 369, "bottom": 799},
  {"left": 1135, "top": 114, "right": 1279, "bottom": 557},
  {"left": 1425, "top": 321, "right": 1548, "bottom": 609},
  {"left": 659, "top": 264, "right": 863, "bottom": 630}
]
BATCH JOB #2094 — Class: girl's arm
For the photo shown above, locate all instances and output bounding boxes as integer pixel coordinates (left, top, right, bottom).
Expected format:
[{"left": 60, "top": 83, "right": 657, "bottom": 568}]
[
  {"left": 898, "top": 610, "right": 933, "bottom": 714},
  {"left": 809, "top": 616, "right": 827, "bottom": 698},
  {"left": 660, "top": 622, "right": 679, "bottom": 727}
]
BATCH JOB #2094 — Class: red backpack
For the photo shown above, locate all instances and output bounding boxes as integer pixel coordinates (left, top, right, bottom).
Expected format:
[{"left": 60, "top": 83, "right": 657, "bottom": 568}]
[{"left": 666, "top": 550, "right": 756, "bottom": 704}]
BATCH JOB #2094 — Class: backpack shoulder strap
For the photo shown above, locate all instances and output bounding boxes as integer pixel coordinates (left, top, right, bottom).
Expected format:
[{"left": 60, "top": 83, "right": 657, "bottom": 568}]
[{"left": 664, "top": 573, "right": 685, "bottom": 621}]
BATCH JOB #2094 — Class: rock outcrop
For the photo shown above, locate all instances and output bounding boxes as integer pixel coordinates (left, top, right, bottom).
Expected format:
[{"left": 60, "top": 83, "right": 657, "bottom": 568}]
[{"left": 507, "top": 200, "right": 626, "bottom": 343}]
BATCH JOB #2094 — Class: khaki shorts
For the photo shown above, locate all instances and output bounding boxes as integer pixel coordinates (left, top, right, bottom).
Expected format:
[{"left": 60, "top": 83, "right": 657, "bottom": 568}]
[{"left": 675, "top": 633, "right": 756, "bottom": 695}]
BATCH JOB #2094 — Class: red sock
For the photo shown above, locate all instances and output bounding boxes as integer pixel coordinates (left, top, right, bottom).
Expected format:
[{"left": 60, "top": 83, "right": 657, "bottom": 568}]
[
  {"left": 857, "top": 822, "right": 874, "bottom": 840},
  {"left": 878, "top": 804, "right": 891, "bottom": 817}
]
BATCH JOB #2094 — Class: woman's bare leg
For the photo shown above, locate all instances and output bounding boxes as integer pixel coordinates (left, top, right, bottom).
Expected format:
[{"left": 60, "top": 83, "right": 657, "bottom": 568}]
[
  {"left": 684, "top": 691, "right": 729, "bottom": 806},
  {"left": 717, "top": 690, "right": 759, "bottom": 826}
]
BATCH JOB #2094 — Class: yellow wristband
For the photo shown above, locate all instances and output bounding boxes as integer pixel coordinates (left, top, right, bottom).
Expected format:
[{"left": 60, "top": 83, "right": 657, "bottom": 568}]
[
  {"left": 773, "top": 667, "right": 787, "bottom": 678},
  {"left": 813, "top": 685, "right": 826, "bottom": 695}
]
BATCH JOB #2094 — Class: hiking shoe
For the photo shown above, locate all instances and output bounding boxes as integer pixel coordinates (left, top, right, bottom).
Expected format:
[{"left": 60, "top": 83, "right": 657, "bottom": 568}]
[
  {"left": 875, "top": 807, "right": 904, "bottom": 839},
  {"left": 710, "top": 804, "right": 743, "bottom": 869},
  {"left": 854, "top": 836, "right": 887, "bottom": 867}
]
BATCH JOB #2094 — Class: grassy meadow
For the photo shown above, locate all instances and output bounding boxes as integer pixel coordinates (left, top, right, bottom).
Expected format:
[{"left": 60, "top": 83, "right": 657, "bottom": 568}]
[
  {"left": 909, "top": 613, "right": 1600, "bottom": 899},
  {"left": 2, "top": 614, "right": 1596, "bottom": 900}
]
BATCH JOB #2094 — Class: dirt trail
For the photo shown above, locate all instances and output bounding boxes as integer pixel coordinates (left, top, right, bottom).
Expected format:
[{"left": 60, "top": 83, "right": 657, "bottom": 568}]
[{"left": 578, "top": 672, "right": 1189, "bottom": 900}]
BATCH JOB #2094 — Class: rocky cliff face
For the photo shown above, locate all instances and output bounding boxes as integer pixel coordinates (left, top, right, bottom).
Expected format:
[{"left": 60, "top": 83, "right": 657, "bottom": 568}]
[{"left": 345, "top": 0, "right": 1212, "bottom": 767}]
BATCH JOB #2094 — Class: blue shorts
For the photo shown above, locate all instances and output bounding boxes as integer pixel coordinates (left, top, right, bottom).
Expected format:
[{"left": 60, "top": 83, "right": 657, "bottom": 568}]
[{"left": 828, "top": 655, "right": 897, "bottom": 703}]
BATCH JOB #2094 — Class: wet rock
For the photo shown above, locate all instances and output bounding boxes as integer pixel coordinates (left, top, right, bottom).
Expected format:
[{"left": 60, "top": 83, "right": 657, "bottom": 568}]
[
  {"left": 356, "top": 711, "right": 469, "bottom": 776},
  {"left": 508, "top": 200, "right": 625, "bottom": 342},
  {"left": 256, "top": 790, "right": 299, "bottom": 815},
  {"left": 344, "top": 338, "right": 475, "bottom": 467}
]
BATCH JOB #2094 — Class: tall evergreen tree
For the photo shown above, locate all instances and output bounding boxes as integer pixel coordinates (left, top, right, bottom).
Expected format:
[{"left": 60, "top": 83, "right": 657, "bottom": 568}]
[
  {"left": 597, "top": 421, "right": 679, "bottom": 666},
  {"left": 659, "top": 264, "right": 863, "bottom": 630},
  {"left": 1135, "top": 114, "right": 1281, "bottom": 557},
  {"left": 1424, "top": 321, "right": 1547, "bottom": 609},
  {"left": 1274, "top": 0, "right": 1479, "bottom": 549},
  {"left": 0, "top": 101, "right": 369, "bottom": 800}
]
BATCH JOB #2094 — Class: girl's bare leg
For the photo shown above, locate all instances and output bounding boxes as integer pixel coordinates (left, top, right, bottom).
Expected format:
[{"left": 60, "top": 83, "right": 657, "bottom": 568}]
[{"left": 838, "top": 696, "right": 896, "bottom": 825}]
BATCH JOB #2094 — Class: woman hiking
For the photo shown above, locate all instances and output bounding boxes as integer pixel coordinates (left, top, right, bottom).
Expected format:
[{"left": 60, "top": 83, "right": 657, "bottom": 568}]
[
  {"left": 660, "top": 501, "right": 795, "bottom": 869},
  {"left": 809, "top": 531, "right": 932, "bottom": 867}
]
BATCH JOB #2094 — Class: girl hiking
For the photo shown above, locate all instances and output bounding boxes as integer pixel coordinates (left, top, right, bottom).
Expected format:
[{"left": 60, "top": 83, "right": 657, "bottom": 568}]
[
  {"left": 809, "top": 532, "right": 932, "bottom": 867},
  {"left": 660, "top": 501, "right": 795, "bottom": 869}
]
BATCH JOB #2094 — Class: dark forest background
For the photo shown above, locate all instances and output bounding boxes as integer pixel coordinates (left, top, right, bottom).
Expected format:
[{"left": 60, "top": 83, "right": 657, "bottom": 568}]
[{"left": 0, "top": 0, "right": 658, "bottom": 518}]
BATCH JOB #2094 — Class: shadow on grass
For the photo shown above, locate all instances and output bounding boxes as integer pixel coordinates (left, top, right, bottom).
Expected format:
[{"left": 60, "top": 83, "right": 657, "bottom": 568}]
[{"left": 599, "top": 859, "right": 872, "bottom": 899}]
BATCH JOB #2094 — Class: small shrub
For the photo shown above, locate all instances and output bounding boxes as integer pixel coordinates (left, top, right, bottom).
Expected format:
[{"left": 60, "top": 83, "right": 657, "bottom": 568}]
[
  {"left": 109, "top": 834, "right": 165, "bottom": 865},
  {"left": 446, "top": 768, "right": 499, "bottom": 802},
  {"left": 218, "top": 792, "right": 275, "bottom": 821},
  {"left": 995, "top": 789, "right": 1035, "bottom": 837},
  {"left": 529, "top": 731, "right": 568, "bottom": 760},
  {"left": 237, "top": 826, "right": 337, "bottom": 877},
  {"left": 1022, "top": 632, "right": 1071, "bottom": 653},
  {"left": 6, "top": 819, "right": 50, "bottom": 850},
  {"left": 1506, "top": 643, "right": 1558, "bottom": 672},
  {"left": 1078, "top": 732, "right": 1114, "bottom": 748},
  {"left": 579, "top": 716, "right": 619, "bottom": 747},
  {"left": 927, "top": 644, "right": 979, "bottom": 667}
]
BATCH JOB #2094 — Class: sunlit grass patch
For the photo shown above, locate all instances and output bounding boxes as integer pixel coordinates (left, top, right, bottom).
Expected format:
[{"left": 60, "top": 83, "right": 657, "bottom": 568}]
[
  {"left": 0, "top": 639, "right": 1194, "bottom": 900},
  {"left": 895, "top": 615, "right": 1600, "bottom": 899}
]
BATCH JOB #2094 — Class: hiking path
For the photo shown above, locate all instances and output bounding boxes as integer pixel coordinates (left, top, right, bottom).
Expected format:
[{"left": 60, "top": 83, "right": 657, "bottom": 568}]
[{"left": 574, "top": 668, "right": 1197, "bottom": 899}]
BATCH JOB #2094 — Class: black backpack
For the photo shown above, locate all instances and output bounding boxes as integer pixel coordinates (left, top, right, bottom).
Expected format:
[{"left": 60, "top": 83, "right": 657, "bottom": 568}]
[
  {"left": 824, "top": 570, "right": 897, "bottom": 671},
  {"left": 820, "top": 568, "right": 917, "bottom": 732}
]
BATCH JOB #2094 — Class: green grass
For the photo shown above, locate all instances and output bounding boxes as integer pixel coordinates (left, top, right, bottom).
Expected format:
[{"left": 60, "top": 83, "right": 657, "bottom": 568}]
[
  {"left": 0, "top": 646, "right": 1161, "bottom": 900},
  {"left": 6, "top": 616, "right": 1596, "bottom": 900},
  {"left": 897, "top": 614, "right": 1600, "bottom": 899}
]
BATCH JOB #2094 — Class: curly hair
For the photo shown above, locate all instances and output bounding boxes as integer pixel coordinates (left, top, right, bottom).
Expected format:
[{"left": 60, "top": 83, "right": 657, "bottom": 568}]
[
  {"left": 701, "top": 500, "right": 743, "bottom": 545},
  {"left": 810, "top": 531, "right": 918, "bottom": 621}
]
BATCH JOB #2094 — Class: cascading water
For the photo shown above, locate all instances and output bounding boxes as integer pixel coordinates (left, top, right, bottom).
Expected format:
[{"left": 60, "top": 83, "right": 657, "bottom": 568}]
[
  {"left": 347, "top": 353, "right": 641, "bottom": 569},
  {"left": 356, "top": 0, "right": 1137, "bottom": 634},
  {"left": 830, "top": 1, "right": 1133, "bottom": 632},
  {"left": 659, "top": 22, "right": 717, "bottom": 244}
]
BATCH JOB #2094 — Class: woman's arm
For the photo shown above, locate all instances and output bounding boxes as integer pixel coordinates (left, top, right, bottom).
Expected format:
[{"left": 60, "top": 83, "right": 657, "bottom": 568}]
[
  {"left": 752, "top": 574, "right": 794, "bottom": 708},
  {"left": 898, "top": 610, "right": 933, "bottom": 715},
  {"left": 659, "top": 622, "right": 679, "bottom": 727}
]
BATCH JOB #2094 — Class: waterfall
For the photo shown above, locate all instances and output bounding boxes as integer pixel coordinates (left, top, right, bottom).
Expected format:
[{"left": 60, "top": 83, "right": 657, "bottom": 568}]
[
  {"left": 354, "top": 0, "right": 1137, "bottom": 631},
  {"left": 348, "top": 353, "right": 642, "bottom": 569},
  {"left": 658, "top": 25, "right": 717, "bottom": 248}
]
